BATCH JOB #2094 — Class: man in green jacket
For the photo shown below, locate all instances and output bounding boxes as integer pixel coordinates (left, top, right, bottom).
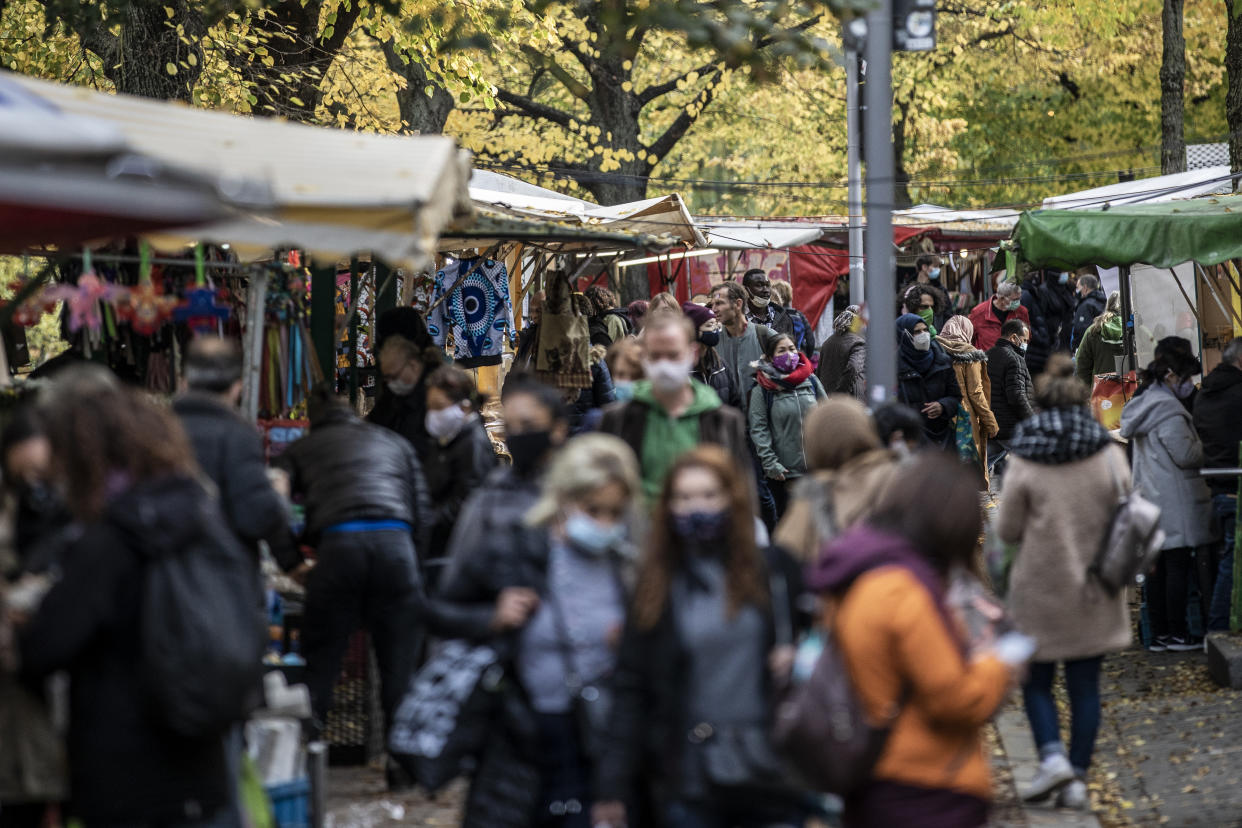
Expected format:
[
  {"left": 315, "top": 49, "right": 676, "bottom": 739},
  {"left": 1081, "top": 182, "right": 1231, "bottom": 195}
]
[{"left": 598, "top": 314, "right": 751, "bottom": 501}]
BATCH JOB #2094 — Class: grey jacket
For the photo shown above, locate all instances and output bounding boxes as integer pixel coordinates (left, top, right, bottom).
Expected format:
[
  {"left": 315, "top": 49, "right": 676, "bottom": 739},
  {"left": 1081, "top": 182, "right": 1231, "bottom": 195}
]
[
  {"left": 1119, "top": 384, "right": 1215, "bottom": 549},
  {"left": 718, "top": 322, "right": 772, "bottom": 416},
  {"left": 748, "top": 371, "right": 827, "bottom": 478}
]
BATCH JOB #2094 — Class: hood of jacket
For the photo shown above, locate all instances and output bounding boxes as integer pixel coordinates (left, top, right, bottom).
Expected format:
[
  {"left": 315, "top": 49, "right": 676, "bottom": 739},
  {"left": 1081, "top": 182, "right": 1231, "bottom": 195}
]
[
  {"left": 1119, "top": 383, "right": 1188, "bottom": 439},
  {"left": 105, "top": 475, "right": 217, "bottom": 556},
  {"left": 1008, "top": 406, "right": 1112, "bottom": 465},
  {"left": 804, "top": 395, "right": 880, "bottom": 471},
  {"left": 631, "top": 376, "right": 721, "bottom": 416},
  {"left": 806, "top": 524, "right": 943, "bottom": 602},
  {"left": 936, "top": 336, "right": 988, "bottom": 363},
  {"left": 1201, "top": 363, "right": 1242, "bottom": 395}
]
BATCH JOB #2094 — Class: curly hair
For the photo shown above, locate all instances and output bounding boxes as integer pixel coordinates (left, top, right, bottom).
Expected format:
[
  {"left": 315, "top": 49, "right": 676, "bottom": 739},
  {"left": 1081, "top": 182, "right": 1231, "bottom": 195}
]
[
  {"left": 632, "top": 446, "right": 767, "bottom": 631},
  {"left": 584, "top": 285, "right": 618, "bottom": 316}
]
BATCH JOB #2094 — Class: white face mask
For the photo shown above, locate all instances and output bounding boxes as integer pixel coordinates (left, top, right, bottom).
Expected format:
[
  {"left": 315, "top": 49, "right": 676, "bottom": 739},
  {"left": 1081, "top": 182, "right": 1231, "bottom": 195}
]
[
  {"left": 387, "top": 378, "right": 416, "bottom": 397},
  {"left": 911, "top": 331, "right": 932, "bottom": 351},
  {"left": 644, "top": 357, "right": 694, "bottom": 394},
  {"left": 750, "top": 295, "right": 771, "bottom": 310},
  {"left": 426, "top": 404, "right": 468, "bottom": 442}
]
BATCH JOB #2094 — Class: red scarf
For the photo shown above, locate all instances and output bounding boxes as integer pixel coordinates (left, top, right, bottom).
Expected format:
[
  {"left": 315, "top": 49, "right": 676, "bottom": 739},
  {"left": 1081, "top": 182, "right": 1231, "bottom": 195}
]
[{"left": 755, "top": 352, "right": 815, "bottom": 392}]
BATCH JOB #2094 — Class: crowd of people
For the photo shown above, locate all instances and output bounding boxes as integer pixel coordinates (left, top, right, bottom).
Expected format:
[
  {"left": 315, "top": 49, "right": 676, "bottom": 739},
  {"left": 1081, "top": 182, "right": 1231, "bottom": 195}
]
[{"left": 0, "top": 260, "right": 1238, "bottom": 828}]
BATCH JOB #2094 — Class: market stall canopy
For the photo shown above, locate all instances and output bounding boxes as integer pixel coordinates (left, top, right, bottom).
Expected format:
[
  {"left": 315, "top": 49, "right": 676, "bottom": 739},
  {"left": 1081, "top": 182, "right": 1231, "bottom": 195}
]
[
  {"left": 1, "top": 70, "right": 472, "bottom": 269},
  {"left": 698, "top": 220, "right": 827, "bottom": 250},
  {"left": 1041, "top": 167, "right": 1234, "bottom": 211},
  {"left": 439, "top": 209, "right": 681, "bottom": 253},
  {"left": 1015, "top": 194, "right": 1242, "bottom": 270},
  {"left": 0, "top": 73, "right": 237, "bottom": 252}
]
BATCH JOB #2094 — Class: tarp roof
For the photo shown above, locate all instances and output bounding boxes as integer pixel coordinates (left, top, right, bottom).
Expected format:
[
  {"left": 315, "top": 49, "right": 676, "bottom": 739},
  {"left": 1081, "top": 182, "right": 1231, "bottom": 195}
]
[
  {"left": 1015, "top": 194, "right": 1242, "bottom": 269},
  {"left": 696, "top": 220, "right": 826, "bottom": 250},
  {"left": 1041, "top": 167, "right": 1234, "bottom": 211},
  {"left": 1, "top": 70, "right": 472, "bottom": 269}
]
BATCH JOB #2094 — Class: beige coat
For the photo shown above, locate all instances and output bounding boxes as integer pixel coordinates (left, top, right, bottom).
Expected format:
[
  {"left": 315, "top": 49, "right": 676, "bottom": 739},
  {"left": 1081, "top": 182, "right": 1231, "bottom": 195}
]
[
  {"left": 996, "top": 445, "right": 1132, "bottom": 662},
  {"left": 775, "top": 448, "right": 897, "bottom": 564}
]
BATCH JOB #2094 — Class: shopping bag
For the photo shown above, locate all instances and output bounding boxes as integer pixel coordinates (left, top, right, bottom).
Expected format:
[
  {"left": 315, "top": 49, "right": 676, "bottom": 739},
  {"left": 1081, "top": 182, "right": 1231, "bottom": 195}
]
[
  {"left": 387, "top": 640, "right": 502, "bottom": 793},
  {"left": 1089, "top": 372, "right": 1138, "bottom": 430}
]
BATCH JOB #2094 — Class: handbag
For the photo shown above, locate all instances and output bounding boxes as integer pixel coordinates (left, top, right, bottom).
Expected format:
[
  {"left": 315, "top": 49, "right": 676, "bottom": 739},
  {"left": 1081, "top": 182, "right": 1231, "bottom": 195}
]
[
  {"left": 387, "top": 639, "right": 504, "bottom": 793},
  {"left": 1089, "top": 371, "right": 1138, "bottom": 430},
  {"left": 1088, "top": 450, "right": 1165, "bottom": 595}
]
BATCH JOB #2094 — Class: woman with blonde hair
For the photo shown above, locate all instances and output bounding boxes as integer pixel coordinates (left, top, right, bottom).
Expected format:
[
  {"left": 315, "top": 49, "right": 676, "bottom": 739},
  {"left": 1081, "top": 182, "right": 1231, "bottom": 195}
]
[
  {"left": 646, "top": 291, "right": 682, "bottom": 318},
  {"left": 936, "top": 314, "right": 999, "bottom": 481},
  {"left": 593, "top": 446, "right": 805, "bottom": 828},
  {"left": 430, "top": 433, "right": 642, "bottom": 828}
]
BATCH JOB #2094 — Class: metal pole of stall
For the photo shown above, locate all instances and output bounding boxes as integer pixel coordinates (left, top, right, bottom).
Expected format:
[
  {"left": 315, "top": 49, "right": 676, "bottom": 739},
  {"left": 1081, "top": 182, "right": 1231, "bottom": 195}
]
[
  {"left": 863, "top": 0, "right": 897, "bottom": 404},
  {"left": 241, "top": 270, "right": 268, "bottom": 424},
  {"left": 846, "top": 50, "right": 865, "bottom": 309},
  {"left": 1118, "top": 264, "right": 1137, "bottom": 373},
  {"left": 310, "top": 264, "right": 338, "bottom": 389},
  {"left": 307, "top": 740, "right": 328, "bottom": 828}
]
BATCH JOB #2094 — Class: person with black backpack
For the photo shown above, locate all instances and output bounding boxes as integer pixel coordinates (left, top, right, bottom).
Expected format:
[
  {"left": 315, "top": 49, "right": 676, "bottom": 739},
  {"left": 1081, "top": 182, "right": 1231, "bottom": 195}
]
[{"left": 19, "top": 365, "right": 259, "bottom": 828}]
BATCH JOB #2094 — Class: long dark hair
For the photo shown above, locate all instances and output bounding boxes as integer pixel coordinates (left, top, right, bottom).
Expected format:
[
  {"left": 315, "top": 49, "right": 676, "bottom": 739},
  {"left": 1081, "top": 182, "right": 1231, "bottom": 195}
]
[
  {"left": 1134, "top": 336, "right": 1201, "bottom": 398},
  {"left": 40, "top": 366, "right": 197, "bottom": 521},
  {"left": 633, "top": 446, "right": 767, "bottom": 630}
]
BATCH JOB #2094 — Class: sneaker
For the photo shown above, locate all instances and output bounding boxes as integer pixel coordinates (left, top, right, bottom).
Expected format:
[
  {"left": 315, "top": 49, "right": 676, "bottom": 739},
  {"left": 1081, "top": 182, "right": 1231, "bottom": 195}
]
[
  {"left": 1021, "top": 753, "right": 1076, "bottom": 802},
  {"left": 1057, "top": 779, "right": 1089, "bottom": 810},
  {"left": 1148, "top": 635, "right": 1169, "bottom": 653},
  {"left": 1165, "top": 635, "right": 1202, "bottom": 652}
]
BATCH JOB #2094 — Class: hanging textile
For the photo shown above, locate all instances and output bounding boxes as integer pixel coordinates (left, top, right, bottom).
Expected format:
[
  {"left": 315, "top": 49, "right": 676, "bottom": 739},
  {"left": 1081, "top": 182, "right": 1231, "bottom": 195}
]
[
  {"left": 427, "top": 257, "right": 515, "bottom": 368},
  {"left": 534, "top": 272, "right": 591, "bottom": 390}
]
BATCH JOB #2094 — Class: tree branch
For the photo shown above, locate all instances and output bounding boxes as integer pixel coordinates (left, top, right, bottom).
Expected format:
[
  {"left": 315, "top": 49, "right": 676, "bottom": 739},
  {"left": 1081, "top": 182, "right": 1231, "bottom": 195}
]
[
  {"left": 494, "top": 88, "right": 576, "bottom": 127},
  {"left": 637, "top": 59, "right": 720, "bottom": 106},
  {"left": 647, "top": 70, "right": 723, "bottom": 161},
  {"left": 520, "top": 44, "right": 591, "bottom": 100},
  {"left": 754, "top": 13, "right": 822, "bottom": 50}
]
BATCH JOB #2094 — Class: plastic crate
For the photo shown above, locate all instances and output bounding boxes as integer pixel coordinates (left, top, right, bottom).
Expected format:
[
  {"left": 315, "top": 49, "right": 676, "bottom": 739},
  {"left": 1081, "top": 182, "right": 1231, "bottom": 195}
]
[{"left": 266, "top": 777, "right": 310, "bottom": 828}]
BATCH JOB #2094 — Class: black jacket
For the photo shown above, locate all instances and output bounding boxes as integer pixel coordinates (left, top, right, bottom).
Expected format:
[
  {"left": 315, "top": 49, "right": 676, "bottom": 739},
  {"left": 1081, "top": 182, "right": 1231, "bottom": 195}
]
[
  {"left": 1020, "top": 277, "right": 1052, "bottom": 375},
  {"left": 424, "top": 417, "right": 498, "bottom": 562},
  {"left": 593, "top": 547, "right": 804, "bottom": 804},
  {"left": 1070, "top": 289, "right": 1107, "bottom": 351},
  {"left": 173, "top": 393, "right": 299, "bottom": 571},
  {"left": 278, "top": 408, "right": 432, "bottom": 551},
  {"left": 367, "top": 379, "right": 431, "bottom": 461},
  {"left": 1194, "top": 363, "right": 1242, "bottom": 496},
  {"left": 20, "top": 478, "right": 231, "bottom": 824},
  {"left": 1042, "top": 280, "right": 1077, "bottom": 352},
  {"left": 988, "top": 338, "right": 1035, "bottom": 440},
  {"left": 816, "top": 330, "right": 866, "bottom": 399},
  {"left": 896, "top": 344, "right": 961, "bottom": 447},
  {"left": 693, "top": 353, "right": 740, "bottom": 410}
]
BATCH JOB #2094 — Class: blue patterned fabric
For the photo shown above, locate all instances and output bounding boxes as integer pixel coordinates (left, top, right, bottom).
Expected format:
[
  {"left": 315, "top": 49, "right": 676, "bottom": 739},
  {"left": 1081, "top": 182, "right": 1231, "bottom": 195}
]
[{"left": 427, "top": 258, "right": 515, "bottom": 367}]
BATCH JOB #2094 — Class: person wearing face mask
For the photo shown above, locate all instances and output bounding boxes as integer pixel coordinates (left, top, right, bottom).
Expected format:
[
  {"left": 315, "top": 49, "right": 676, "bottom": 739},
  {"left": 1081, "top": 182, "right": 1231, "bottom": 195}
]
[
  {"left": 936, "top": 316, "right": 999, "bottom": 486},
  {"left": 895, "top": 313, "right": 961, "bottom": 449},
  {"left": 816, "top": 305, "right": 866, "bottom": 400},
  {"left": 1074, "top": 292, "right": 1125, "bottom": 386},
  {"left": 1069, "top": 274, "right": 1106, "bottom": 352},
  {"left": 969, "top": 281, "right": 1030, "bottom": 352},
  {"left": 428, "top": 434, "right": 641, "bottom": 828},
  {"left": 605, "top": 337, "right": 645, "bottom": 404},
  {"left": 1120, "top": 340, "right": 1214, "bottom": 653},
  {"left": 422, "top": 366, "right": 498, "bottom": 584},
  {"left": 599, "top": 314, "right": 751, "bottom": 505},
  {"left": 684, "top": 301, "right": 740, "bottom": 410},
  {"left": 986, "top": 320, "right": 1035, "bottom": 470},
  {"left": 592, "top": 446, "right": 806, "bottom": 828},
  {"left": 741, "top": 269, "right": 800, "bottom": 350},
  {"left": 749, "top": 334, "right": 827, "bottom": 516},
  {"left": 369, "top": 333, "right": 446, "bottom": 461}
]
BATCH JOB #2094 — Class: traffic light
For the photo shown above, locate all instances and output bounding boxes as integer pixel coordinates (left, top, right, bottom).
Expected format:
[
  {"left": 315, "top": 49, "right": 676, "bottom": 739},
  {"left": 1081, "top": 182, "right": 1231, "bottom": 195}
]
[{"left": 893, "top": 0, "right": 936, "bottom": 51}]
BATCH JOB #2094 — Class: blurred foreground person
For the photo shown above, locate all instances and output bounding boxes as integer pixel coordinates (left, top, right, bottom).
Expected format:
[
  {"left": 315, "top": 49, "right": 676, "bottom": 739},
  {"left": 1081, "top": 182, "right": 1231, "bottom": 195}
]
[
  {"left": 997, "top": 355, "right": 1131, "bottom": 808},
  {"left": 20, "top": 367, "right": 241, "bottom": 827},
  {"left": 1194, "top": 338, "right": 1242, "bottom": 632},
  {"left": 279, "top": 384, "right": 431, "bottom": 786},
  {"left": 775, "top": 396, "right": 897, "bottom": 564},
  {"left": 1120, "top": 341, "right": 1213, "bottom": 652},
  {"left": 431, "top": 435, "right": 641, "bottom": 828},
  {"left": 593, "top": 446, "right": 805, "bottom": 828},
  {"left": 809, "top": 453, "right": 1028, "bottom": 828}
]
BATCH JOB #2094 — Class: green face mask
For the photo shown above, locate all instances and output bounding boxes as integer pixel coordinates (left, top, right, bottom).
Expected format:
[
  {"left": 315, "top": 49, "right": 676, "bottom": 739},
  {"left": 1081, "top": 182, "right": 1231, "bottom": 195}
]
[{"left": 916, "top": 307, "right": 936, "bottom": 334}]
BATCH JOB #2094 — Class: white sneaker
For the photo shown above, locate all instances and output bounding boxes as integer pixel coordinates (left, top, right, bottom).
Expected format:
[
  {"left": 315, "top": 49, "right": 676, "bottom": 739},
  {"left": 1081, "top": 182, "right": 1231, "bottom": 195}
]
[
  {"left": 1021, "top": 753, "right": 1076, "bottom": 802},
  {"left": 1057, "top": 779, "right": 1089, "bottom": 810}
]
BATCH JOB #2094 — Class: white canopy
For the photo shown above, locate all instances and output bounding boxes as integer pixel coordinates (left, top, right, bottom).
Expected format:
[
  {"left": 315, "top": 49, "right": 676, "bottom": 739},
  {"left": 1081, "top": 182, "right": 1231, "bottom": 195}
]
[
  {"left": 696, "top": 220, "right": 826, "bottom": 249},
  {"left": 1, "top": 70, "right": 472, "bottom": 269},
  {"left": 1042, "top": 167, "right": 1234, "bottom": 212}
]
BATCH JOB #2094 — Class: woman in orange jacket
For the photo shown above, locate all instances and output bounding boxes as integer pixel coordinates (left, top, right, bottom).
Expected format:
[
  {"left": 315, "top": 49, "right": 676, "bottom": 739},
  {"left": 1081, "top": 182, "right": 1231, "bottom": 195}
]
[{"left": 808, "top": 452, "right": 1032, "bottom": 828}]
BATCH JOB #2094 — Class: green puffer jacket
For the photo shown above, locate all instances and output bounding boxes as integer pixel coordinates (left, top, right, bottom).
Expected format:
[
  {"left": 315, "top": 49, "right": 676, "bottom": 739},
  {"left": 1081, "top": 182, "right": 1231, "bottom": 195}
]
[{"left": 748, "top": 363, "right": 827, "bottom": 478}]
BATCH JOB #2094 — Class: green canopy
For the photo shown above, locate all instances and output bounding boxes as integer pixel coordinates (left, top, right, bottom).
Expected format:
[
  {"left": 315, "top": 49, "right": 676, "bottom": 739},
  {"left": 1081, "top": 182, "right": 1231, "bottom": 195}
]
[{"left": 1015, "top": 195, "right": 1242, "bottom": 270}]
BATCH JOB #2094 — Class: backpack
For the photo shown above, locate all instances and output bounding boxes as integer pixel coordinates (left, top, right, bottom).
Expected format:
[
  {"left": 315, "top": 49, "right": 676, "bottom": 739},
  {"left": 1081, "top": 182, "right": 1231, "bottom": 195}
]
[
  {"left": 1088, "top": 450, "right": 1165, "bottom": 595},
  {"left": 141, "top": 499, "right": 266, "bottom": 738}
]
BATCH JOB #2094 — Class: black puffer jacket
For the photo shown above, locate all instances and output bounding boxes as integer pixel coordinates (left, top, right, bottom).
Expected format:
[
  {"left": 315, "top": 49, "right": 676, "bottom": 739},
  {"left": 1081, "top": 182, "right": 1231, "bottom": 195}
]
[
  {"left": 1021, "top": 276, "right": 1053, "bottom": 375},
  {"left": 1070, "top": 289, "right": 1107, "bottom": 351},
  {"left": 173, "top": 393, "right": 299, "bottom": 570},
  {"left": 20, "top": 477, "right": 233, "bottom": 825},
  {"left": 988, "top": 338, "right": 1035, "bottom": 440},
  {"left": 693, "top": 351, "right": 740, "bottom": 410},
  {"left": 424, "top": 417, "right": 498, "bottom": 562},
  {"left": 1193, "top": 363, "right": 1242, "bottom": 496},
  {"left": 896, "top": 344, "right": 961, "bottom": 448},
  {"left": 367, "top": 379, "right": 430, "bottom": 461},
  {"left": 279, "top": 408, "right": 432, "bottom": 551},
  {"left": 1042, "top": 280, "right": 1077, "bottom": 352}
]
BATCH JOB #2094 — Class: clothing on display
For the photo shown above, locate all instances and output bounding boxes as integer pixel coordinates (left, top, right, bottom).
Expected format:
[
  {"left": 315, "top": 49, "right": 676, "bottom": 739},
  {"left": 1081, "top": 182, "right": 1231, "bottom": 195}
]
[{"left": 427, "top": 258, "right": 515, "bottom": 368}]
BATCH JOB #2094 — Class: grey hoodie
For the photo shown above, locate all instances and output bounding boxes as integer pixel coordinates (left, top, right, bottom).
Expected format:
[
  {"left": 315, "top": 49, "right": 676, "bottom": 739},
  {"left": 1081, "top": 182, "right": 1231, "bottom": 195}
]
[{"left": 1119, "top": 384, "right": 1215, "bottom": 549}]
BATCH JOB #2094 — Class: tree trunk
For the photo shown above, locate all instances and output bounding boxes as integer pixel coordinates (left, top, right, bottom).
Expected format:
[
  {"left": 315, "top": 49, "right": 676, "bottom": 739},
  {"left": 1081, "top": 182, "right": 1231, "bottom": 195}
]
[
  {"left": 1227, "top": 0, "right": 1242, "bottom": 190},
  {"left": 892, "top": 101, "right": 914, "bottom": 209},
  {"left": 379, "top": 40, "right": 455, "bottom": 134},
  {"left": 1160, "top": 0, "right": 1187, "bottom": 174},
  {"left": 74, "top": 2, "right": 207, "bottom": 102}
]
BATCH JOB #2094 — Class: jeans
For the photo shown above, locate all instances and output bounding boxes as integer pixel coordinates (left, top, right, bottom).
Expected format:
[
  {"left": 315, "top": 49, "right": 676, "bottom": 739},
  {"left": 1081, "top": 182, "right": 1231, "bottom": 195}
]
[
  {"left": 1022, "top": 657, "right": 1104, "bottom": 776},
  {"left": 1145, "top": 547, "right": 1194, "bottom": 639},
  {"left": 768, "top": 477, "right": 792, "bottom": 520},
  {"left": 302, "top": 530, "right": 425, "bottom": 745},
  {"left": 1209, "top": 494, "right": 1238, "bottom": 632},
  {"left": 749, "top": 441, "right": 779, "bottom": 533}
]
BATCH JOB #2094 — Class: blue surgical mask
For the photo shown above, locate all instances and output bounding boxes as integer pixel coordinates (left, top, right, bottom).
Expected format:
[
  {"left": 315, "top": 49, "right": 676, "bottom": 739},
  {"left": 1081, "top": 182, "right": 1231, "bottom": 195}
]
[
  {"left": 1172, "top": 378, "right": 1196, "bottom": 400},
  {"left": 565, "top": 511, "right": 626, "bottom": 555},
  {"left": 1058, "top": 272, "right": 1070, "bottom": 285},
  {"left": 613, "top": 380, "right": 636, "bottom": 402},
  {"left": 929, "top": 267, "right": 941, "bottom": 280}
]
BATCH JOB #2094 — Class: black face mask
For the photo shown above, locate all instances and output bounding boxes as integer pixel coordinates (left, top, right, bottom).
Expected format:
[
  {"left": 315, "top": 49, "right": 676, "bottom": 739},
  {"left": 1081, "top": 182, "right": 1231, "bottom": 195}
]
[
  {"left": 507, "top": 430, "right": 553, "bottom": 476},
  {"left": 698, "top": 330, "right": 721, "bottom": 348}
]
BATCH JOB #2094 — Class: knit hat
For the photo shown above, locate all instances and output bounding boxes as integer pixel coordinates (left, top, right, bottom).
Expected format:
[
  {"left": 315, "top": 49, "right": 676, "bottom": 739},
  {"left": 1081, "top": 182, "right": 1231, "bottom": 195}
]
[{"left": 682, "top": 301, "right": 715, "bottom": 331}]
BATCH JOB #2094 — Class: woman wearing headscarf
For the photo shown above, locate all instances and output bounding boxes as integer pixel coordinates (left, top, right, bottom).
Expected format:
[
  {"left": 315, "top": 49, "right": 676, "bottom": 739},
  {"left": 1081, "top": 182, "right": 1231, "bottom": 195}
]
[
  {"left": 1074, "top": 292, "right": 1125, "bottom": 387},
  {"left": 895, "top": 313, "right": 961, "bottom": 449},
  {"left": 816, "top": 305, "right": 866, "bottom": 400},
  {"left": 774, "top": 395, "right": 898, "bottom": 564},
  {"left": 936, "top": 315, "right": 999, "bottom": 482}
]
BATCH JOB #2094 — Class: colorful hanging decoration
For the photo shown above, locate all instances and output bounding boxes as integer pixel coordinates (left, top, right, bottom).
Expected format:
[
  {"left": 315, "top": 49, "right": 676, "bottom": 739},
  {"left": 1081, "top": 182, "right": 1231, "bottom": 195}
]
[
  {"left": 174, "top": 245, "right": 231, "bottom": 334},
  {"left": 117, "top": 245, "right": 177, "bottom": 335},
  {"left": 42, "top": 251, "right": 128, "bottom": 333}
]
